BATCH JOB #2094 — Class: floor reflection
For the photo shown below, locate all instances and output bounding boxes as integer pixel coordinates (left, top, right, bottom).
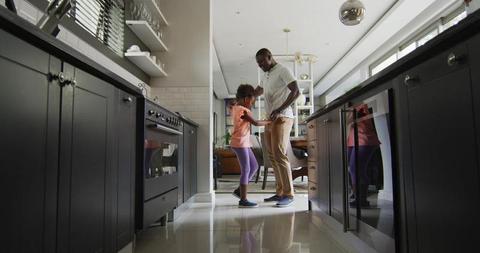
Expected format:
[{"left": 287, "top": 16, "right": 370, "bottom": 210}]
[{"left": 135, "top": 194, "right": 348, "bottom": 253}]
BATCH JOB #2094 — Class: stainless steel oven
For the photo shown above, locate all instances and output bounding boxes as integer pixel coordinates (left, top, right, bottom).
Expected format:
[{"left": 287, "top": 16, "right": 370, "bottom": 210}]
[{"left": 137, "top": 99, "right": 183, "bottom": 230}]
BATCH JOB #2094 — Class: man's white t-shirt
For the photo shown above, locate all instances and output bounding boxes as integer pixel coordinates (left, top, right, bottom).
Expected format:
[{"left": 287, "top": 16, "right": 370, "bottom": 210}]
[{"left": 259, "top": 63, "right": 296, "bottom": 119}]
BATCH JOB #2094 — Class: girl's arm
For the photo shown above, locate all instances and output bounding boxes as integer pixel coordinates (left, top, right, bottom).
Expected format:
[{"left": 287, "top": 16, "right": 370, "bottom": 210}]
[{"left": 241, "top": 111, "right": 271, "bottom": 126}]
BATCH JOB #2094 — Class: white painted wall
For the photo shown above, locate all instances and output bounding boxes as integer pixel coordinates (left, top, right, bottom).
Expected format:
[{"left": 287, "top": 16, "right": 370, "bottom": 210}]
[{"left": 150, "top": 0, "right": 213, "bottom": 195}]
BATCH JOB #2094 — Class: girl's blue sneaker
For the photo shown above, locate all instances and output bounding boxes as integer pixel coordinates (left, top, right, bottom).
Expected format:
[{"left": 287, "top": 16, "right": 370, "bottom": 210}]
[{"left": 239, "top": 199, "right": 259, "bottom": 208}]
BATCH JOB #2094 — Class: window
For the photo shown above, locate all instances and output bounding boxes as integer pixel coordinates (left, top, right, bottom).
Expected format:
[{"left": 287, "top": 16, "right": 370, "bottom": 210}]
[
  {"left": 369, "top": 7, "right": 467, "bottom": 77},
  {"left": 398, "top": 42, "right": 416, "bottom": 59},
  {"left": 442, "top": 10, "right": 467, "bottom": 31},
  {"left": 371, "top": 53, "right": 397, "bottom": 76},
  {"left": 417, "top": 29, "right": 439, "bottom": 47},
  {"left": 49, "top": 0, "right": 125, "bottom": 56}
]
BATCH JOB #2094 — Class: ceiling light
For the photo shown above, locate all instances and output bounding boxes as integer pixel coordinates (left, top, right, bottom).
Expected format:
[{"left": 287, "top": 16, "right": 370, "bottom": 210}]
[{"left": 339, "top": 0, "right": 366, "bottom": 26}]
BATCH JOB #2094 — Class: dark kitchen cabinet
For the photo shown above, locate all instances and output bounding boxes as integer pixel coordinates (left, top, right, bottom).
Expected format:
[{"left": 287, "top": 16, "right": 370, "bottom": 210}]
[
  {"left": 57, "top": 66, "right": 116, "bottom": 253},
  {"left": 0, "top": 29, "right": 59, "bottom": 253},
  {"left": 468, "top": 33, "right": 480, "bottom": 181},
  {"left": 183, "top": 122, "right": 198, "bottom": 201},
  {"left": 178, "top": 125, "right": 185, "bottom": 205},
  {"left": 328, "top": 108, "right": 344, "bottom": 224},
  {"left": 115, "top": 91, "right": 137, "bottom": 250},
  {"left": 398, "top": 43, "right": 480, "bottom": 253},
  {"left": 0, "top": 22, "right": 138, "bottom": 253}
]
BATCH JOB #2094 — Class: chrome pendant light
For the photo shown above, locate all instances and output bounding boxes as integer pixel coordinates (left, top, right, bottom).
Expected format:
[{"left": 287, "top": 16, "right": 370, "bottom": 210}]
[{"left": 339, "top": 0, "right": 366, "bottom": 26}]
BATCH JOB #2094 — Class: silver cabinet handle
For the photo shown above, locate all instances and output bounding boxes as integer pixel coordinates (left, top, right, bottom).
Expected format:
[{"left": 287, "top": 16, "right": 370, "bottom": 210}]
[
  {"left": 404, "top": 75, "right": 418, "bottom": 86},
  {"left": 50, "top": 72, "right": 66, "bottom": 84},
  {"left": 69, "top": 78, "right": 76, "bottom": 86},
  {"left": 447, "top": 53, "right": 462, "bottom": 66},
  {"left": 340, "top": 108, "right": 358, "bottom": 232},
  {"left": 123, "top": 97, "right": 133, "bottom": 103},
  {"left": 148, "top": 123, "right": 183, "bottom": 135}
]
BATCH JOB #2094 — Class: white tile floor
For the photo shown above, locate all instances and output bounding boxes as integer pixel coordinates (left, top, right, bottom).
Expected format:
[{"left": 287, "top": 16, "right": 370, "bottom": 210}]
[{"left": 134, "top": 193, "right": 352, "bottom": 253}]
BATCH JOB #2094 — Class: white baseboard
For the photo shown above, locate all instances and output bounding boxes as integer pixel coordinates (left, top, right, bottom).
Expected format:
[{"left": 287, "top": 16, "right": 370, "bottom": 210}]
[
  {"left": 194, "top": 192, "right": 215, "bottom": 203},
  {"left": 118, "top": 242, "right": 133, "bottom": 253},
  {"left": 310, "top": 211, "right": 378, "bottom": 253}
]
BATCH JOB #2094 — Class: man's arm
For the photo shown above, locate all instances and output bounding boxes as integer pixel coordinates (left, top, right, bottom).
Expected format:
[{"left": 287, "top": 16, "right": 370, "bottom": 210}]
[
  {"left": 241, "top": 111, "right": 271, "bottom": 126},
  {"left": 270, "top": 81, "right": 300, "bottom": 120}
]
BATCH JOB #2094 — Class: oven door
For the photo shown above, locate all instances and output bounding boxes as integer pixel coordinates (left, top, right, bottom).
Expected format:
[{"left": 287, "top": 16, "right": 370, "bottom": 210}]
[{"left": 144, "top": 122, "right": 181, "bottom": 200}]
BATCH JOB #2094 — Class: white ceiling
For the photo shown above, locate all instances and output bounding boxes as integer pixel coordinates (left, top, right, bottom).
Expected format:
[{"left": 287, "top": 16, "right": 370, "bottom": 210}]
[{"left": 213, "top": 0, "right": 396, "bottom": 98}]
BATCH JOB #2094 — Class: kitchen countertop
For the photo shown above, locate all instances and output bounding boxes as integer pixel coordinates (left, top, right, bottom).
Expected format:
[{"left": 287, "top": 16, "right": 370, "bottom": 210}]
[
  {"left": 177, "top": 114, "right": 200, "bottom": 127},
  {"left": 0, "top": 6, "right": 142, "bottom": 96},
  {"left": 307, "top": 8, "right": 480, "bottom": 122}
]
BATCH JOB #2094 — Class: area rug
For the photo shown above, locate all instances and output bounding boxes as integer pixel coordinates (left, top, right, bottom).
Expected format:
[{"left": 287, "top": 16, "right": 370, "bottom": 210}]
[{"left": 215, "top": 174, "right": 308, "bottom": 194}]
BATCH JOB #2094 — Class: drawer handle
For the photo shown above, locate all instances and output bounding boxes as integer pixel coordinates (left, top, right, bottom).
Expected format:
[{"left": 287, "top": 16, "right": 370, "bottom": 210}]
[
  {"left": 310, "top": 186, "right": 317, "bottom": 191},
  {"left": 308, "top": 124, "right": 314, "bottom": 129},
  {"left": 309, "top": 166, "right": 316, "bottom": 170},
  {"left": 310, "top": 145, "right": 315, "bottom": 149}
]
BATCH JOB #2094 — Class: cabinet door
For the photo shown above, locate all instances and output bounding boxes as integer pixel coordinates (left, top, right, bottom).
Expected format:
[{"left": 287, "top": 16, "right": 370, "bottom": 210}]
[
  {"left": 115, "top": 91, "right": 136, "bottom": 250},
  {"left": 0, "top": 35, "right": 59, "bottom": 253},
  {"left": 317, "top": 116, "right": 330, "bottom": 214},
  {"left": 183, "top": 123, "right": 197, "bottom": 201},
  {"left": 404, "top": 47, "right": 479, "bottom": 253},
  {"left": 57, "top": 66, "right": 116, "bottom": 253},
  {"left": 178, "top": 124, "right": 184, "bottom": 205},
  {"left": 468, "top": 33, "right": 480, "bottom": 179},
  {"left": 328, "top": 109, "right": 344, "bottom": 224}
]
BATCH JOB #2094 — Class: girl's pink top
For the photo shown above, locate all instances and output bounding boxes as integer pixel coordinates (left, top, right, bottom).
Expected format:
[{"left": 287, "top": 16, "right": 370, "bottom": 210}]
[
  {"left": 230, "top": 105, "right": 252, "bottom": 148},
  {"left": 347, "top": 104, "right": 381, "bottom": 147}
]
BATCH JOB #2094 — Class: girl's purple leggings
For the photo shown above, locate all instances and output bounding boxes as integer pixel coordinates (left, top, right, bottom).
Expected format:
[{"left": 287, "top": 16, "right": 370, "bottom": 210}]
[{"left": 232, "top": 147, "right": 259, "bottom": 185}]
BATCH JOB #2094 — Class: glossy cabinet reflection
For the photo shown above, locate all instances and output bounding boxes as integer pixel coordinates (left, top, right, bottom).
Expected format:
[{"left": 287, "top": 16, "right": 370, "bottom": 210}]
[
  {"left": 308, "top": 90, "right": 396, "bottom": 253},
  {"left": 343, "top": 91, "right": 395, "bottom": 247}
]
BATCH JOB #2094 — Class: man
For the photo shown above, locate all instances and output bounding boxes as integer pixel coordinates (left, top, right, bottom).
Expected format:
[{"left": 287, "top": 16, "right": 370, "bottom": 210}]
[{"left": 255, "top": 48, "right": 300, "bottom": 207}]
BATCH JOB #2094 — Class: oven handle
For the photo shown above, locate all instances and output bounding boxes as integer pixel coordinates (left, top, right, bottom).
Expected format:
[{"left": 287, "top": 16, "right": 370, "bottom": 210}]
[{"left": 147, "top": 123, "right": 183, "bottom": 135}]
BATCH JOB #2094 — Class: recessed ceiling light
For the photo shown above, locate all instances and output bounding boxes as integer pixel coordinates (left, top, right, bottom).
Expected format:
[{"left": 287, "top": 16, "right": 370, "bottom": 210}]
[
  {"left": 235, "top": 11, "right": 241, "bottom": 15},
  {"left": 238, "top": 43, "right": 244, "bottom": 47}
]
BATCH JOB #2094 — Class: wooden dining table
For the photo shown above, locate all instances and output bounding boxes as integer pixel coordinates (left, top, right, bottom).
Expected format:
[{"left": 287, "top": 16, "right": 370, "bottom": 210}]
[{"left": 290, "top": 137, "right": 309, "bottom": 180}]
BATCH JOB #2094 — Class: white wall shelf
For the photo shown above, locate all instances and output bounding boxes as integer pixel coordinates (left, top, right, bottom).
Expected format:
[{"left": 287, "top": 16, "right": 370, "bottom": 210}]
[
  {"left": 143, "top": 0, "right": 169, "bottom": 26},
  {"left": 126, "top": 20, "right": 168, "bottom": 52},
  {"left": 125, "top": 52, "right": 167, "bottom": 77},
  {"left": 297, "top": 105, "right": 313, "bottom": 110}
]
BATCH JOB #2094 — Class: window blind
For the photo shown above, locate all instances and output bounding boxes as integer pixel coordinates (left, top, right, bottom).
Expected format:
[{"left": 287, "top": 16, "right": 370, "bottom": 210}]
[{"left": 70, "top": 0, "right": 125, "bottom": 56}]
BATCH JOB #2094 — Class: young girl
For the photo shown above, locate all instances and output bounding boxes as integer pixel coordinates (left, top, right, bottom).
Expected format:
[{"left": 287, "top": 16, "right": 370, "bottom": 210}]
[{"left": 230, "top": 84, "right": 270, "bottom": 208}]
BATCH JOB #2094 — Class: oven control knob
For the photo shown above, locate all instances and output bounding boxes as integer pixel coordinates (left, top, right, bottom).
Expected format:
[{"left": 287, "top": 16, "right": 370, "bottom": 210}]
[
  {"left": 148, "top": 110, "right": 155, "bottom": 116},
  {"left": 156, "top": 113, "right": 161, "bottom": 118}
]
